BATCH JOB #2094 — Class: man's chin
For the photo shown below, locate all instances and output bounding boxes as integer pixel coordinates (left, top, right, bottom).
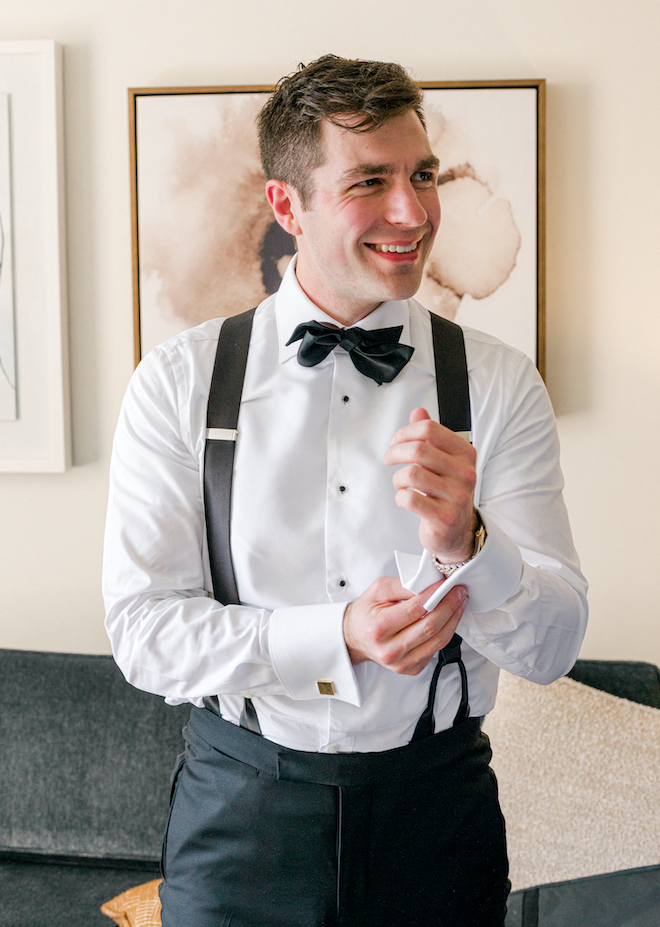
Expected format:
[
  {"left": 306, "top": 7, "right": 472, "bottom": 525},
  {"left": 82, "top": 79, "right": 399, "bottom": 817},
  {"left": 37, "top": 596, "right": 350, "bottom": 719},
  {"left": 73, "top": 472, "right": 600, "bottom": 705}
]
[{"left": 377, "top": 270, "right": 425, "bottom": 303}]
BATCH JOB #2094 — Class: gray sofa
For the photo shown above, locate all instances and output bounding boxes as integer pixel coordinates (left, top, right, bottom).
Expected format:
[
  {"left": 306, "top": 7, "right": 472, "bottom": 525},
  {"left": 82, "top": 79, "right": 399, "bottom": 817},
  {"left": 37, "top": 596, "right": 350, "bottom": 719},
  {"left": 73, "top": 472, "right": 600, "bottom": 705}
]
[
  {"left": 0, "top": 649, "right": 189, "bottom": 927},
  {"left": 1, "top": 648, "right": 659, "bottom": 927}
]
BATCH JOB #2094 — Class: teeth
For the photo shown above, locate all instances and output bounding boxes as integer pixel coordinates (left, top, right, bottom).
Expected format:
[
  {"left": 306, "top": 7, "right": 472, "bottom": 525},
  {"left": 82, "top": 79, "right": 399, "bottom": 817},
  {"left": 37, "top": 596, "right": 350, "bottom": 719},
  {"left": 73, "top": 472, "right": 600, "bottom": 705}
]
[{"left": 370, "top": 242, "right": 419, "bottom": 253}]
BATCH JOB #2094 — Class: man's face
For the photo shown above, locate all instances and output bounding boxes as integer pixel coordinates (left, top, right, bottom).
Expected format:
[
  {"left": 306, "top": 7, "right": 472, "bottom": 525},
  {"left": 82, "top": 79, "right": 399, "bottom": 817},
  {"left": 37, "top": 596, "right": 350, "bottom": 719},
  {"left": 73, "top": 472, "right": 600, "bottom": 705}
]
[{"left": 290, "top": 110, "right": 441, "bottom": 324}]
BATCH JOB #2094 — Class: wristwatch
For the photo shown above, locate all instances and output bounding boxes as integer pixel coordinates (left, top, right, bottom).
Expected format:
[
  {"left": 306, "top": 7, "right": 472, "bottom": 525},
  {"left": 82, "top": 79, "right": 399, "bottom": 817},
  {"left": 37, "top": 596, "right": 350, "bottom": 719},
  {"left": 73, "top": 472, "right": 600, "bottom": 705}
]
[{"left": 432, "top": 511, "right": 487, "bottom": 576}]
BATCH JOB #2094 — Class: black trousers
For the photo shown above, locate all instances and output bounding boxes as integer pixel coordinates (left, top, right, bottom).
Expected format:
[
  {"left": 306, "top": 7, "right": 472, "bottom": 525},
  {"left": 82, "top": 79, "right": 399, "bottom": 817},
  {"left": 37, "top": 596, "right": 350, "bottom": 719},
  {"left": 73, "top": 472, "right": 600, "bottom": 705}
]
[{"left": 160, "top": 707, "right": 509, "bottom": 927}]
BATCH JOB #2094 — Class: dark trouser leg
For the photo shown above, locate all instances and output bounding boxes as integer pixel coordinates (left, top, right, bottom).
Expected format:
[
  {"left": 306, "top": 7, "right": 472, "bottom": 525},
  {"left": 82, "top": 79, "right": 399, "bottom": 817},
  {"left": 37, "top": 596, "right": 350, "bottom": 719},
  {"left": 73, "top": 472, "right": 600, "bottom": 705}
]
[{"left": 160, "top": 724, "right": 338, "bottom": 927}]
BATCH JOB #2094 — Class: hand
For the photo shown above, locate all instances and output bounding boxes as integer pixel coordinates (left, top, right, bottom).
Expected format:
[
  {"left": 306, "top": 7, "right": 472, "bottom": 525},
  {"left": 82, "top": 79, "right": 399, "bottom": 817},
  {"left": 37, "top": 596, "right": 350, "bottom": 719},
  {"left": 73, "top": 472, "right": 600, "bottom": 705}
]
[
  {"left": 343, "top": 575, "right": 468, "bottom": 676},
  {"left": 384, "top": 408, "right": 478, "bottom": 563}
]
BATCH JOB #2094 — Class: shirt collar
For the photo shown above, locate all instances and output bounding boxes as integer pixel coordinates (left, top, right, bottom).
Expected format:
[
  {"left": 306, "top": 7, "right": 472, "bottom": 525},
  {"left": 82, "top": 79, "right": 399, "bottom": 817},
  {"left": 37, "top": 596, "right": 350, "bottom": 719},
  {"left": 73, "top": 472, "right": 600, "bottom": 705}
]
[{"left": 275, "top": 254, "right": 413, "bottom": 364}]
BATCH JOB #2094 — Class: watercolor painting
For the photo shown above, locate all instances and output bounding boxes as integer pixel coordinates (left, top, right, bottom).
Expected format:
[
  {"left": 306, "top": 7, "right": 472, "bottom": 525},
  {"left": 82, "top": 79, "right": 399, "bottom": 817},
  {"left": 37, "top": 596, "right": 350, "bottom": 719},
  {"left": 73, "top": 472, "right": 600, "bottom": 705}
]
[
  {"left": 0, "top": 91, "right": 17, "bottom": 421},
  {"left": 131, "top": 82, "right": 543, "bottom": 369}
]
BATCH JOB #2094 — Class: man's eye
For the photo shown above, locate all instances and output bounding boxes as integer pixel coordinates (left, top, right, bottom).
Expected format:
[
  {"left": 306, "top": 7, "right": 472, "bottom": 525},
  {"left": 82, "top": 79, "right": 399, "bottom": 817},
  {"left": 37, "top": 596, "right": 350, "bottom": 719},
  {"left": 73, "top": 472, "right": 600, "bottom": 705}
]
[
  {"left": 355, "top": 178, "right": 382, "bottom": 187},
  {"left": 412, "top": 171, "right": 435, "bottom": 183}
]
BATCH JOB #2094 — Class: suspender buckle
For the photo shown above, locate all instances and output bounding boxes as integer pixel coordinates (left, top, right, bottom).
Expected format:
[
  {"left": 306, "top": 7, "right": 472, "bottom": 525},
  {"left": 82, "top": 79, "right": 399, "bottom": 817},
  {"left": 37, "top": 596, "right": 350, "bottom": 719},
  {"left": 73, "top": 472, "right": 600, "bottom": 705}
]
[{"left": 206, "top": 428, "right": 238, "bottom": 441}]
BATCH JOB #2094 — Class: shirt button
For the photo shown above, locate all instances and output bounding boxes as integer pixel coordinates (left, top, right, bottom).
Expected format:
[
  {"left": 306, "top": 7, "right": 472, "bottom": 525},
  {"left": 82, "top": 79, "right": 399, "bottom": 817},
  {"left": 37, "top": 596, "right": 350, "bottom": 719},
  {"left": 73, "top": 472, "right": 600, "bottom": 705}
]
[
  {"left": 339, "top": 485, "right": 346, "bottom": 493},
  {"left": 339, "top": 580, "right": 346, "bottom": 587},
  {"left": 342, "top": 395, "right": 349, "bottom": 403}
]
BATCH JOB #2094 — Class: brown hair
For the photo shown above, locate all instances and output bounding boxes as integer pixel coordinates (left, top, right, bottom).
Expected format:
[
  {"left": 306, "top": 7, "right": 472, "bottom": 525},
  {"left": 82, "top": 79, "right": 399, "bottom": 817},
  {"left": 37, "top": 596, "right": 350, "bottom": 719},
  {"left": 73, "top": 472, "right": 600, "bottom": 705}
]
[{"left": 257, "top": 54, "right": 425, "bottom": 208}]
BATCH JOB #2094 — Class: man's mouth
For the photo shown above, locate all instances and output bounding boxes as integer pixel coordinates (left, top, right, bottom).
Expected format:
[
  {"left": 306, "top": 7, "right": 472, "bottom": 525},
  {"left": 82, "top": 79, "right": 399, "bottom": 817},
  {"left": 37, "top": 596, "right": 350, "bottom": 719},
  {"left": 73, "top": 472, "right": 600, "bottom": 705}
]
[{"left": 366, "top": 241, "right": 419, "bottom": 254}]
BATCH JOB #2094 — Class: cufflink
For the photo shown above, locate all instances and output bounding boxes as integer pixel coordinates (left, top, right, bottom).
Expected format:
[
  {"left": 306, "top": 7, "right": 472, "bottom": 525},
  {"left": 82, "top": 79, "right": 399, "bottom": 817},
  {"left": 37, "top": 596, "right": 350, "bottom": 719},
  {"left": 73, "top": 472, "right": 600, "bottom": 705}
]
[{"left": 317, "top": 680, "right": 335, "bottom": 696}]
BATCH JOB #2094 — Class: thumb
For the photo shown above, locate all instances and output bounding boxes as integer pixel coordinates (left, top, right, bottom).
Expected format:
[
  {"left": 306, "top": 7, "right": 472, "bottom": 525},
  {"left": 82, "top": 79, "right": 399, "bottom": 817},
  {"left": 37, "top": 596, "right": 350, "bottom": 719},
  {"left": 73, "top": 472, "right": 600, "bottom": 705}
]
[{"left": 409, "top": 407, "right": 431, "bottom": 425}]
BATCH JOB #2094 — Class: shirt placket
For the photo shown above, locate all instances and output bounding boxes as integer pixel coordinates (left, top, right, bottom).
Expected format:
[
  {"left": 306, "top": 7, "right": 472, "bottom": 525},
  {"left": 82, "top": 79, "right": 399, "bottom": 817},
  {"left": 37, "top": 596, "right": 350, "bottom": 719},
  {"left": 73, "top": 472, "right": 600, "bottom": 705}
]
[
  {"left": 321, "top": 350, "right": 363, "bottom": 752},
  {"left": 325, "top": 350, "right": 358, "bottom": 603}
]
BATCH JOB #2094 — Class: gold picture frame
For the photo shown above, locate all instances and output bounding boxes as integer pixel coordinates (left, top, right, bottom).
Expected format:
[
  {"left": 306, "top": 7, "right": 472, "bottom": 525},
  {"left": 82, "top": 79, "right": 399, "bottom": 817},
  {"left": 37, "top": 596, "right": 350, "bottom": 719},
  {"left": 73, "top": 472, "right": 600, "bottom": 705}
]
[{"left": 129, "top": 80, "right": 545, "bottom": 375}]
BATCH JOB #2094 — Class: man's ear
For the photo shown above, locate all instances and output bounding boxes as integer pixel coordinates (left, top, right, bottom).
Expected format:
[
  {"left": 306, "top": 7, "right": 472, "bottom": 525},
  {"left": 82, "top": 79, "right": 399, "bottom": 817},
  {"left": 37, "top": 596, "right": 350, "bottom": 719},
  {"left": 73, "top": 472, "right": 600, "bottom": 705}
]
[{"left": 266, "top": 180, "right": 303, "bottom": 237}]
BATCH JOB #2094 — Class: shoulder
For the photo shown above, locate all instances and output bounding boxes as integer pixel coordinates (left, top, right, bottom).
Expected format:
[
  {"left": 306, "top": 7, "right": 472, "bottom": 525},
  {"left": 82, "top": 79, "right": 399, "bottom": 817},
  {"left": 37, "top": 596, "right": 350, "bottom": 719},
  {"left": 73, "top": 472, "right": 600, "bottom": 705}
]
[
  {"left": 146, "top": 317, "right": 224, "bottom": 369},
  {"left": 408, "top": 299, "right": 536, "bottom": 384},
  {"left": 408, "top": 300, "right": 548, "bottom": 439}
]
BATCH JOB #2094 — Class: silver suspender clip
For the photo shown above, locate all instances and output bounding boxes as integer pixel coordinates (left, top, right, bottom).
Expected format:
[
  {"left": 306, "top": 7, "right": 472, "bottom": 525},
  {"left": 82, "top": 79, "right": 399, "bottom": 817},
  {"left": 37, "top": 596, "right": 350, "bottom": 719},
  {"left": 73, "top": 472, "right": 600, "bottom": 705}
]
[
  {"left": 206, "top": 428, "right": 238, "bottom": 442},
  {"left": 456, "top": 431, "right": 472, "bottom": 444}
]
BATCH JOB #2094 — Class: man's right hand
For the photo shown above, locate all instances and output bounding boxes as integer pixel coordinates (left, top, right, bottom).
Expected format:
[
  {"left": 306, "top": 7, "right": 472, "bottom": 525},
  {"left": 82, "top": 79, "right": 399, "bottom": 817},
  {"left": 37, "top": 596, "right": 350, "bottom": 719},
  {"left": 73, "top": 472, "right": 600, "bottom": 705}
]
[{"left": 343, "top": 577, "right": 468, "bottom": 676}]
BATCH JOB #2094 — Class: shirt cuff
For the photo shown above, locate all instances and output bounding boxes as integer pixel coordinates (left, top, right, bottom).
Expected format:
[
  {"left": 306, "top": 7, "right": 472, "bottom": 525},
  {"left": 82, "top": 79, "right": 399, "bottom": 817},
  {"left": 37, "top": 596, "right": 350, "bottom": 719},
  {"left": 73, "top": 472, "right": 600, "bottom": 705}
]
[
  {"left": 268, "top": 602, "right": 362, "bottom": 706},
  {"left": 395, "top": 512, "right": 523, "bottom": 614}
]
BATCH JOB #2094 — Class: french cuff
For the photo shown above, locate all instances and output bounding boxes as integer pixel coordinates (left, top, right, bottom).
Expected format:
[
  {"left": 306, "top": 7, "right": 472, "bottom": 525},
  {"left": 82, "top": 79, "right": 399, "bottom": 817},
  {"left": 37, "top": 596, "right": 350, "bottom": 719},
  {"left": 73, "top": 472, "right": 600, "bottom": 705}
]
[
  {"left": 268, "top": 602, "right": 362, "bottom": 706},
  {"left": 395, "top": 513, "right": 523, "bottom": 614}
]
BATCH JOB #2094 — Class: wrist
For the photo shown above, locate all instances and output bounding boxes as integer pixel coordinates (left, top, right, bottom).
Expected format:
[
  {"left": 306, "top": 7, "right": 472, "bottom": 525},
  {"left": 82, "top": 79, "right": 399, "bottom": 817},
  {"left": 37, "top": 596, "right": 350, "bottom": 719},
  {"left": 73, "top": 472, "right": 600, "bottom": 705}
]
[
  {"left": 432, "top": 510, "right": 487, "bottom": 576},
  {"left": 342, "top": 602, "right": 367, "bottom": 665}
]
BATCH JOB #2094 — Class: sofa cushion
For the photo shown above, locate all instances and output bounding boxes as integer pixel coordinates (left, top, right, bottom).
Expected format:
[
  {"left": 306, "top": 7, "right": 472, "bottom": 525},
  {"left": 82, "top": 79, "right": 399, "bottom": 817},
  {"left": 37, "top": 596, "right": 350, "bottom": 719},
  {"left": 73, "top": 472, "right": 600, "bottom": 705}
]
[
  {"left": 484, "top": 672, "right": 660, "bottom": 891},
  {"left": 0, "top": 650, "right": 189, "bottom": 861},
  {"left": 0, "top": 859, "right": 159, "bottom": 927}
]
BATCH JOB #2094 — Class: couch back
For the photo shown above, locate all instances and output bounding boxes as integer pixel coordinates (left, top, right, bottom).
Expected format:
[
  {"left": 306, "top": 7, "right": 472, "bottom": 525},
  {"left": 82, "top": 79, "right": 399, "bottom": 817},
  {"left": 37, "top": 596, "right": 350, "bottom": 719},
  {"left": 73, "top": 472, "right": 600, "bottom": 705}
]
[
  {"left": 0, "top": 649, "right": 190, "bottom": 863},
  {"left": 568, "top": 659, "right": 660, "bottom": 708}
]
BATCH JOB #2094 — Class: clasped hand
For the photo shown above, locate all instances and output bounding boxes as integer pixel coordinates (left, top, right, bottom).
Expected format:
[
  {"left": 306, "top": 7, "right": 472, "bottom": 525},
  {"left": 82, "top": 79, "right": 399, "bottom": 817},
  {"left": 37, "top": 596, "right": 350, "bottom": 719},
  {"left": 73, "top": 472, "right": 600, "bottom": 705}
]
[{"left": 343, "top": 408, "right": 477, "bottom": 675}]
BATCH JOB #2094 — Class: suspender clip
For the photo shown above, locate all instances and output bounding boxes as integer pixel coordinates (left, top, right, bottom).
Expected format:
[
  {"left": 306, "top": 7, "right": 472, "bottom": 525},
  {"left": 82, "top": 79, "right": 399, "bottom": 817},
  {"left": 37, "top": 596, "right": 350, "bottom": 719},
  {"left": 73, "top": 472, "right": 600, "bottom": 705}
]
[{"left": 206, "top": 428, "right": 238, "bottom": 442}]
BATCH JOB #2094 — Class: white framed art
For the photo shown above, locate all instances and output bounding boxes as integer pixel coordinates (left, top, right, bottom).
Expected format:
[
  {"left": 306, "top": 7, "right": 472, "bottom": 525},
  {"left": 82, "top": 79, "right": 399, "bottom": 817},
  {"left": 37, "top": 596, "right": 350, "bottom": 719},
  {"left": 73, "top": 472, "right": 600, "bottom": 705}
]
[{"left": 0, "top": 40, "right": 70, "bottom": 472}]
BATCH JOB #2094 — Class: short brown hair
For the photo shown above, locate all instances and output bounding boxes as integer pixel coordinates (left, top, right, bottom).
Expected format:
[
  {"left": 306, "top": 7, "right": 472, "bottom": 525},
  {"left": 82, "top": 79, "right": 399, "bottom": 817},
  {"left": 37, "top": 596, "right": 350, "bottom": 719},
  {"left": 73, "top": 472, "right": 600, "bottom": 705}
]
[{"left": 257, "top": 55, "right": 425, "bottom": 208}]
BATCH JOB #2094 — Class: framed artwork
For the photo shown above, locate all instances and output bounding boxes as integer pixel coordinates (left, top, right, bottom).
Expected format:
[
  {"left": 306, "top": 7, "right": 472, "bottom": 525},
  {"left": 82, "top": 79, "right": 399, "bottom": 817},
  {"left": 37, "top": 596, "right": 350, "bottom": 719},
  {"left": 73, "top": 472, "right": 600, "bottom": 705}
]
[
  {"left": 130, "top": 80, "right": 544, "bottom": 374},
  {"left": 0, "top": 40, "right": 69, "bottom": 472}
]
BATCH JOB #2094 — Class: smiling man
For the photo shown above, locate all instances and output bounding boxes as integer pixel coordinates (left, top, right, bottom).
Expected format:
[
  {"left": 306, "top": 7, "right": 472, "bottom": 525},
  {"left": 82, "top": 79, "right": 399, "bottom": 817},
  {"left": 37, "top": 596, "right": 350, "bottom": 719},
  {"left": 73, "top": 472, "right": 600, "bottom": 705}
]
[{"left": 104, "top": 55, "right": 587, "bottom": 927}]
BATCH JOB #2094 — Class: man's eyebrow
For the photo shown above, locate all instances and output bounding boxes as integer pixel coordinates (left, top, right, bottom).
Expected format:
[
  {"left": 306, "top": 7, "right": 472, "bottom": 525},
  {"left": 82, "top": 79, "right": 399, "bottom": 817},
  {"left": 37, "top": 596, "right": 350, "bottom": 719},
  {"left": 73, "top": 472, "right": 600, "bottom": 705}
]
[
  {"left": 338, "top": 155, "right": 440, "bottom": 185},
  {"left": 416, "top": 155, "right": 441, "bottom": 173},
  {"left": 338, "top": 163, "right": 392, "bottom": 184}
]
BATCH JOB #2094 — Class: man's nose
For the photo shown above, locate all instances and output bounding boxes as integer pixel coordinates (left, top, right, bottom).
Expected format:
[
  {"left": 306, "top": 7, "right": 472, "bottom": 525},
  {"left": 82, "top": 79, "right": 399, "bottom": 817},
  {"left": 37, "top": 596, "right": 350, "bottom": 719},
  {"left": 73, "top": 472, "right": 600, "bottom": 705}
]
[{"left": 385, "top": 182, "right": 429, "bottom": 228}]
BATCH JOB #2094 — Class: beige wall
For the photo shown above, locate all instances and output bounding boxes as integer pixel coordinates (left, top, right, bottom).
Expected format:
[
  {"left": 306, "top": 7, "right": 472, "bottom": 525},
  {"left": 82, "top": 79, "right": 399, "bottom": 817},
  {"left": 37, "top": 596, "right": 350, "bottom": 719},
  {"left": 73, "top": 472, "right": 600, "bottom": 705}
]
[{"left": 1, "top": 0, "right": 658, "bottom": 664}]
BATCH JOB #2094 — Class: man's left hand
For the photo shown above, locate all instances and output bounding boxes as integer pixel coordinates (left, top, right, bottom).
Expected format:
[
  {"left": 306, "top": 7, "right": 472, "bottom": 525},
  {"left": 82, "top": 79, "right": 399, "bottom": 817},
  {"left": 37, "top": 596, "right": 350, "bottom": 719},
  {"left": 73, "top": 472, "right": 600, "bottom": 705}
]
[{"left": 384, "top": 408, "right": 478, "bottom": 563}]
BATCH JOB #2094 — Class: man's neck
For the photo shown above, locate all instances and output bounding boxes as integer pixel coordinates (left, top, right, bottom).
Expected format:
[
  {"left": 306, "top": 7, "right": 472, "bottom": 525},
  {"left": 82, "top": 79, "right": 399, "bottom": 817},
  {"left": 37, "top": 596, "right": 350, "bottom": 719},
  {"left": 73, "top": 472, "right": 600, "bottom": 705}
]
[{"left": 294, "top": 271, "right": 383, "bottom": 328}]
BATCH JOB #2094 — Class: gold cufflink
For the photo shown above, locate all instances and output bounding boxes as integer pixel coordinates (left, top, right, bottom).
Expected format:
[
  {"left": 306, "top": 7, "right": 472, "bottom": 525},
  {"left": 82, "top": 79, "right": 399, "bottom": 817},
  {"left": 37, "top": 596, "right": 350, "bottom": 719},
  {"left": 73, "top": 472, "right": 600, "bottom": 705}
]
[{"left": 317, "top": 680, "right": 335, "bottom": 696}]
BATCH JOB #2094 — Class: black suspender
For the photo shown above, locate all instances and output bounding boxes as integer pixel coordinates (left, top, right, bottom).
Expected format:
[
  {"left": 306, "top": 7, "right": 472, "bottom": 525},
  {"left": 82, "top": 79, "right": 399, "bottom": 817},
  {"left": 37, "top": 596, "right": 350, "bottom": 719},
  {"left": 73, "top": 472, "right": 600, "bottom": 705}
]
[
  {"left": 203, "top": 309, "right": 471, "bottom": 737},
  {"left": 203, "top": 307, "right": 256, "bottom": 609}
]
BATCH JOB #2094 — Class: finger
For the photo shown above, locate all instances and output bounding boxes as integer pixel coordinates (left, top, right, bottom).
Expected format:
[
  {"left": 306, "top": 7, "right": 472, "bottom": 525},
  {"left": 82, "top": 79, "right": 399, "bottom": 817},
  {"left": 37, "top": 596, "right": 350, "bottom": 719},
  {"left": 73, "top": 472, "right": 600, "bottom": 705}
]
[
  {"left": 372, "top": 579, "right": 446, "bottom": 637},
  {"left": 388, "top": 589, "right": 468, "bottom": 675},
  {"left": 400, "top": 607, "right": 465, "bottom": 675},
  {"left": 409, "top": 407, "right": 431, "bottom": 425},
  {"left": 393, "top": 585, "right": 467, "bottom": 651},
  {"left": 392, "top": 461, "right": 470, "bottom": 500},
  {"left": 389, "top": 417, "right": 475, "bottom": 459},
  {"left": 368, "top": 575, "right": 417, "bottom": 605}
]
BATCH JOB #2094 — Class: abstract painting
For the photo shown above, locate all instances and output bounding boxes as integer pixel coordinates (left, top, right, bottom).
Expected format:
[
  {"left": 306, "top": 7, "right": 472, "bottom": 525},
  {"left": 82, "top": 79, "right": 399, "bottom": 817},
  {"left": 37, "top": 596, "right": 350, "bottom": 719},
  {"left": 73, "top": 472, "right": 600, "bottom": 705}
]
[{"left": 130, "top": 81, "right": 544, "bottom": 371}]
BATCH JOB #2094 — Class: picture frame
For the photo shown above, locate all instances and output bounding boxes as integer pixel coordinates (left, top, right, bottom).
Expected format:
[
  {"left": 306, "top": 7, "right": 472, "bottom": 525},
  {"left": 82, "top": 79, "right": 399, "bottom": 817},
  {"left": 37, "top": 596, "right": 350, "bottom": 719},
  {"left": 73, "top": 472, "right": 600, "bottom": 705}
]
[
  {"left": 0, "top": 40, "right": 70, "bottom": 472},
  {"left": 129, "top": 80, "right": 544, "bottom": 374}
]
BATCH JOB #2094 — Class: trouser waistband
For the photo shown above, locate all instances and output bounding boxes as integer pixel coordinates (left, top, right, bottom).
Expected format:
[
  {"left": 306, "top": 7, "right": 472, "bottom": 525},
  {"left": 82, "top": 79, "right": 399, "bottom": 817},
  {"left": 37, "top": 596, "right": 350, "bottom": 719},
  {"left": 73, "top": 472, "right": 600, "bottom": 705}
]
[{"left": 188, "top": 706, "right": 484, "bottom": 787}]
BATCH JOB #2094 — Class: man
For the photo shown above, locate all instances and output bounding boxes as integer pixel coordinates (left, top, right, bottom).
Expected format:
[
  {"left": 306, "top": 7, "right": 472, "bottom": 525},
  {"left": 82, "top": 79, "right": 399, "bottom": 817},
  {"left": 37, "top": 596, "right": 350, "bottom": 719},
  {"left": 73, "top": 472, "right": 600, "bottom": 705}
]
[{"left": 104, "top": 55, "right": 587, "bottom": 926}]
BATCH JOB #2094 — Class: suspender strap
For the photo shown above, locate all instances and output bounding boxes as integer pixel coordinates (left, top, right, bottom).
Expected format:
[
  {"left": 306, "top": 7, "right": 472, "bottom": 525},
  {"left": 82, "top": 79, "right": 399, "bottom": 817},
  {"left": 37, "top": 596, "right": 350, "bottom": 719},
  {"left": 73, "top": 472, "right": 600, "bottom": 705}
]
[
  {"left": 203, "top": 308, "right": 471, "bottom": 739},
  {"left": 419, "top": 312, "right": 472, "bottom": 740},
  {"left": 204, "top": 309, "right": 260, "bottom": 733},
  {"left": 430, "top": 311, "right": 472, "bottom": 437},
  {"left": 204, "top": 309, "right": 256, "bottom": 608},
  {"left": 410, "top": 633, "right": 470, "bottom": 742}
]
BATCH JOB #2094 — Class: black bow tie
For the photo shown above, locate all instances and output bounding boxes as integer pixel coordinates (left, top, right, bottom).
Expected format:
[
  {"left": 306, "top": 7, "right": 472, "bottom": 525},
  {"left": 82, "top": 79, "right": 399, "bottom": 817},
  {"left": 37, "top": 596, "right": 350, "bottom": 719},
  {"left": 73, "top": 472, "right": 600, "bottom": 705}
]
[{"left": 287, "top": 320, "right": 414, "bottom": 385}]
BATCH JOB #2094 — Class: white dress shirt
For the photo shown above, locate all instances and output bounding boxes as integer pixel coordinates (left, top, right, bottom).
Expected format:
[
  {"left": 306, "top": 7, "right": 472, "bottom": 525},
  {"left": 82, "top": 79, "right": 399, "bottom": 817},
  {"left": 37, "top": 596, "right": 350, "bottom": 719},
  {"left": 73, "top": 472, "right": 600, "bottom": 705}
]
[{"left": 103, "top": 257, "right": 588, "bottom": 753}]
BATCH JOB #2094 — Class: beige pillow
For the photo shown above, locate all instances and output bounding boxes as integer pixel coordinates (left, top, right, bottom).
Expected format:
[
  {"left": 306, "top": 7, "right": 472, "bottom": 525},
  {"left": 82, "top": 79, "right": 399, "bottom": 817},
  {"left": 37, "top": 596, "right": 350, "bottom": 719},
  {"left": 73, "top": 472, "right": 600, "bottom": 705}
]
[
  {"left": 483, "top": 673, "right": 660, "bottom": 891},
  {"left": 101, "top": 878, "right": 162, "bottom": 927}
]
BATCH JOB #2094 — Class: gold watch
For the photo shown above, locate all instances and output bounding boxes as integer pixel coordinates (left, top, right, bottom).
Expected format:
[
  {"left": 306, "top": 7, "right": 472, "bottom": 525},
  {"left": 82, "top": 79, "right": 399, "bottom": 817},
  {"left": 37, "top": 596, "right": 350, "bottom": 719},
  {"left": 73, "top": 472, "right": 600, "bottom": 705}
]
[{"left": 432, "top": 511, "right": 487, "bottom": 576}]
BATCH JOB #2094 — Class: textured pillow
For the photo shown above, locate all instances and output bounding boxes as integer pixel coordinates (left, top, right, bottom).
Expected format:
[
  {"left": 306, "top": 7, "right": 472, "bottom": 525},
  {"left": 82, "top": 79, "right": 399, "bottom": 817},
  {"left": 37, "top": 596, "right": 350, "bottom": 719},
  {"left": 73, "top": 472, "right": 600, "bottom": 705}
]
[
  {"left": 483, "top": 673, "right": 660, "bottom": 891},
  {"left": 101, "top": 878, "right": 162, "bottom": 927}
]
